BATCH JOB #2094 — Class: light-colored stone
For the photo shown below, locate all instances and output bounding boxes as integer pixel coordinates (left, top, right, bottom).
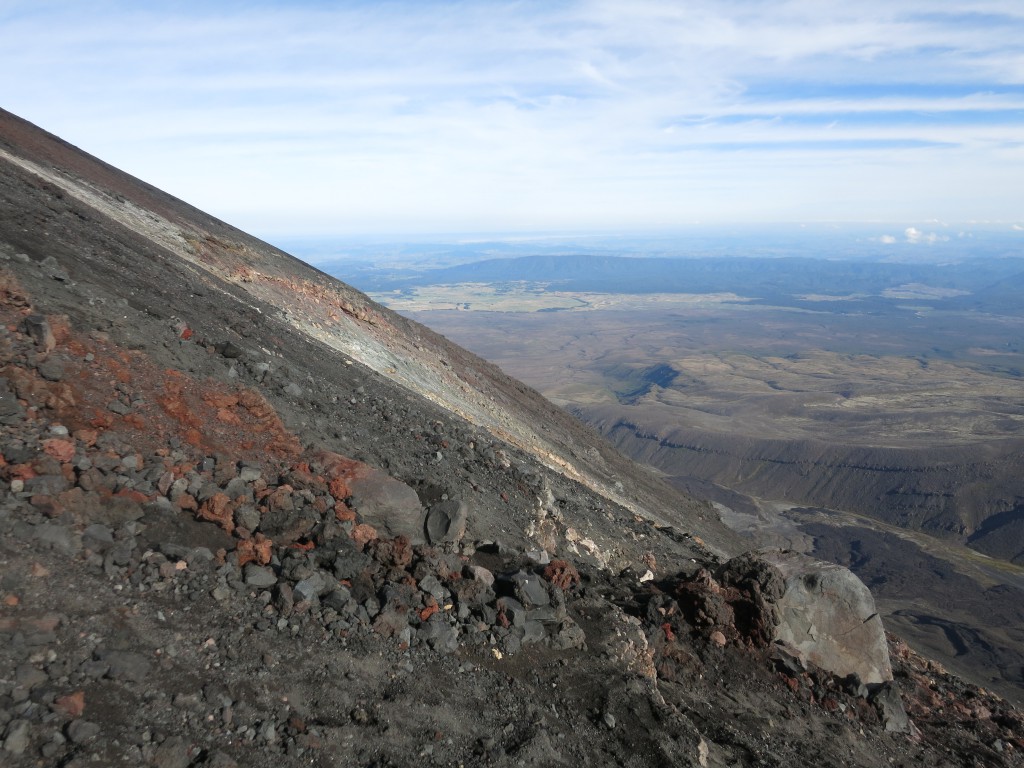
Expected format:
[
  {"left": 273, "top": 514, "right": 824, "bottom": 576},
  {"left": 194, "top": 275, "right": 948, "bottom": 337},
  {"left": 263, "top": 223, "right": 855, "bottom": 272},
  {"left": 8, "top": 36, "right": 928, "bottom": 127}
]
[
  {"left": 24, "top": 314, "right": 55, "bottom": 353},
  {"left": 244, "top": 564, "right": 277, "bottom": 588},
  {"left": 757, "top": 550, "right": 892, "bottom": 684},
  {"left": 66, "top": 719, "right": 100, "bottom": 744},
  {"left": 466, "top": 565, "right": 494, "bottom": 586},
  {"left": 3, "top": 719, "right": 31, "bottom": 755}
]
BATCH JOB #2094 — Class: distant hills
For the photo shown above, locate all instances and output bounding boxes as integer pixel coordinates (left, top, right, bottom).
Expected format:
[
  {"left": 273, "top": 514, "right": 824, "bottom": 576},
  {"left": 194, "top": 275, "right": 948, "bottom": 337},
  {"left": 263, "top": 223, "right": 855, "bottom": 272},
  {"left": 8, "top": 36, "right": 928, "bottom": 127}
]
[{"left": 337, "top": 252, "right": 1024, "bottom": 312}]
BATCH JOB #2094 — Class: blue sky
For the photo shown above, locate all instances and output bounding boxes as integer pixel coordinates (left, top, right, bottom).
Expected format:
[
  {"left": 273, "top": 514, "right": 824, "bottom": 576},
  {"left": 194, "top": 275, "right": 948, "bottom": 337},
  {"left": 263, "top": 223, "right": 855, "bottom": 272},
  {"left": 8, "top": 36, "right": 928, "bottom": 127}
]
[{"left": 2, "top": 1, "right": 1023, "bottom": 237}]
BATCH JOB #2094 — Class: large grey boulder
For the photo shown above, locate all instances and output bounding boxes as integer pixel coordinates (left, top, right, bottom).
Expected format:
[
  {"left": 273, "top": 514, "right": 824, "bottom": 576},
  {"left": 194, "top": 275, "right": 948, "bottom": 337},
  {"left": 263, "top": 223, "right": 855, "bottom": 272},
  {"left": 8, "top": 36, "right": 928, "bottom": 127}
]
[
  {"left": 314, "top": 450, "right": 426, "bottom": 543},
  {"left": 753, "top": 550, "right": 892, "bottom": 684},
  {"left": 348, "top": 470, "right": 425, "bottom": 543}
]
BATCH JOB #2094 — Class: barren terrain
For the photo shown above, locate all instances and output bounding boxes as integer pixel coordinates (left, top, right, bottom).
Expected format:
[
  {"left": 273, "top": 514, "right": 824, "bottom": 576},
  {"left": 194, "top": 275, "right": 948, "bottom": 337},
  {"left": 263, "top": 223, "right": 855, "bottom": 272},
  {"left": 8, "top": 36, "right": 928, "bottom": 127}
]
[
  {"left": 365, "top": 258, "right": 1024, "bottom": 704},
  {"left": 402, "top": 295, "right": 1024, "bottom": 550},
  {"left": 8, "top": 106, "right": 1023, "bottom": 765}
]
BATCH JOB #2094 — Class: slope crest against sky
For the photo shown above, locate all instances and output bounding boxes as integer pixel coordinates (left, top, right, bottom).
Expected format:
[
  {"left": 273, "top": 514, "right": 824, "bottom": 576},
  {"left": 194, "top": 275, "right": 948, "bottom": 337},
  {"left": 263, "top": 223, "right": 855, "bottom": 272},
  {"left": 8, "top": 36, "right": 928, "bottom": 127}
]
[{"left": 2, "top": 1, "right": 1023, "bottom": 234}]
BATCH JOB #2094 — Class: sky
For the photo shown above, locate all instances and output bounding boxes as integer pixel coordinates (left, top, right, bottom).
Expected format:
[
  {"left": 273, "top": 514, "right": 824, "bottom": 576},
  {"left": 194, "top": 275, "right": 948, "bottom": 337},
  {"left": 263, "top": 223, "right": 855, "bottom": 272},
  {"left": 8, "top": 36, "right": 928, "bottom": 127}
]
[{"left": 2, "top": 1, "right": 1024, "bottom": 238}]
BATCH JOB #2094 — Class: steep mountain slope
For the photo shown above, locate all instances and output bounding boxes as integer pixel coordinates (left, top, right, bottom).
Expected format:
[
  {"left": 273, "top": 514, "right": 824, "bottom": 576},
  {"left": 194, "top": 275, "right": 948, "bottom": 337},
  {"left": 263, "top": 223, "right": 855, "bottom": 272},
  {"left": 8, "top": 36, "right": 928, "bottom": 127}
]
[
  {"left": 0, "top": 110, "right": 734, "bottom": 562},
  {"left": 1, "top": 108, "right": 1022, "bottom": 766}
]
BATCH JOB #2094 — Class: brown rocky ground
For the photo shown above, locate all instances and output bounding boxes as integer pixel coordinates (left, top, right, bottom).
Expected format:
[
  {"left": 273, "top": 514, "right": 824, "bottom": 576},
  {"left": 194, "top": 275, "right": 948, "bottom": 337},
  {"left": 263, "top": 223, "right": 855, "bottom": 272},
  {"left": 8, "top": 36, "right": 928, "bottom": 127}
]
[{"left": 1, "top": 107, "right": 1023, "bottom": 766}]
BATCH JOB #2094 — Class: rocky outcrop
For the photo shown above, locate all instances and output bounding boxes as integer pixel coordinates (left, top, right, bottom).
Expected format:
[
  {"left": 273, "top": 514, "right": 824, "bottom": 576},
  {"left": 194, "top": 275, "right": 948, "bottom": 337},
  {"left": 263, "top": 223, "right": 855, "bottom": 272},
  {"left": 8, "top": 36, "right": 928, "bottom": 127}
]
[
  {"left": 644, "top": 549, "right": 892, "bottom": 687},
  {"left": 683, "top": 550, "right": 893, "bottom": 685},
  {"left": 316, "top": 451, "right": 427, "bottom": 543},
  {"left": 745, "top": 550, "right": 892, "bottom": 684}
]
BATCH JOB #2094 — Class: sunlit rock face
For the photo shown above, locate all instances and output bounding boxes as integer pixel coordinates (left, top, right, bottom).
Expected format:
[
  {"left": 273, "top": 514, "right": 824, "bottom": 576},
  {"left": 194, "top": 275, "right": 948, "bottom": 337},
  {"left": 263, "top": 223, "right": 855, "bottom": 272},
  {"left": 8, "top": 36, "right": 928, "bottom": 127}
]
[{"left": 756, "top": 550, "right": 892, "bottom": 684}]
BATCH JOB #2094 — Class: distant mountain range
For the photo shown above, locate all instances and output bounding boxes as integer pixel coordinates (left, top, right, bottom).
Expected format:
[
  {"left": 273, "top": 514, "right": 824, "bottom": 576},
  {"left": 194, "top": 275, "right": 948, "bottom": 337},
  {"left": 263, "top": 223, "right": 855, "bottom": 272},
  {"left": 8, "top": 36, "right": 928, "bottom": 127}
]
[{"left": 334, "top": 252, "right": 1024, "bottom": 312}]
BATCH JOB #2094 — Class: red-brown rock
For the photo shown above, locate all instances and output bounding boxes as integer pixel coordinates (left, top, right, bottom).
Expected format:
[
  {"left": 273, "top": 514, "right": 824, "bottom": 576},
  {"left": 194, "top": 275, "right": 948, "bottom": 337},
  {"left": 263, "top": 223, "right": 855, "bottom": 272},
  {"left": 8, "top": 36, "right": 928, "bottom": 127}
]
[
  {"left": 42, "top": 437, "right": 75, "bottom": 462},
  {"left": 197, "top": 492, "right": 235, "bottom": 534}
]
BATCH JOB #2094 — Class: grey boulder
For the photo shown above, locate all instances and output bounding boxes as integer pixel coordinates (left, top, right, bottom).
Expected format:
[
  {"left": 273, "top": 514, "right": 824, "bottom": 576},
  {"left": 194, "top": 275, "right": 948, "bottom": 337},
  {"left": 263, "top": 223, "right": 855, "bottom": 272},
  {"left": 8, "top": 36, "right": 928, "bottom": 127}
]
[
  {"left": 424, "top": 499, "right": 468, "bottom": 544},
  {"left": 753, "top": 550, "right": 893, "bottom": 684},
  {"left": 348, "top": 471, "right": 425, "bottom": 543}
]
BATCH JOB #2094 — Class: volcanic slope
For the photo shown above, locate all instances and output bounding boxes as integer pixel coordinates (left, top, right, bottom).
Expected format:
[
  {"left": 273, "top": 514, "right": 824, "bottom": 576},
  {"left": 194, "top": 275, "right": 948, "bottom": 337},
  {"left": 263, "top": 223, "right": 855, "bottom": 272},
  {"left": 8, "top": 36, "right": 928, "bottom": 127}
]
[{"left": 1, "top": 107, "right": 1022, "bottom": 766}]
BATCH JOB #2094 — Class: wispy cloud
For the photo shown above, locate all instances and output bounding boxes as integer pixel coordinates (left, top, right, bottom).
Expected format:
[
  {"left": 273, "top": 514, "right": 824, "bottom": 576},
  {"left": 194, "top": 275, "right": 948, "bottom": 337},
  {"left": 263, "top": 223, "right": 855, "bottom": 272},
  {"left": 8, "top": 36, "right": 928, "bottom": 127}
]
[{"left": 1, "top": 1, "right": 1022, "bottom": 234}]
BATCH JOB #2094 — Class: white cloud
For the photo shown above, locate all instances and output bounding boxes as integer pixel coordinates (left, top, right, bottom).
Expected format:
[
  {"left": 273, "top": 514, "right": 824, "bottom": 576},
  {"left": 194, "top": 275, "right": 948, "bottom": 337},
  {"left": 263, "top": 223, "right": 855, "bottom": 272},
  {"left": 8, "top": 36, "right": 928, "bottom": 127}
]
[
  {"left": 879, "top": 234, "right": 897, "bottom": 244},
  {"left": 904, "top": 227, "right": 950, "bottom": 244},
  {"left": 1, "top": 1, "right": 1023, "bottom": 234}
]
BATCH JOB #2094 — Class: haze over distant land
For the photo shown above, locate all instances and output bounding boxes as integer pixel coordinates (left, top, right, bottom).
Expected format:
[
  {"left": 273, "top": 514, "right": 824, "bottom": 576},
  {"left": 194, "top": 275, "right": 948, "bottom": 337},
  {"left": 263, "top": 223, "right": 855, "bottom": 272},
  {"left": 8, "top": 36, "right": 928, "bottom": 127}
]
[
  {"left": 280, "top": 222, "right": 1024, "bottom": 272},
  {"left": 3, "top": 2, "right": 1024, "bottom": 235}
]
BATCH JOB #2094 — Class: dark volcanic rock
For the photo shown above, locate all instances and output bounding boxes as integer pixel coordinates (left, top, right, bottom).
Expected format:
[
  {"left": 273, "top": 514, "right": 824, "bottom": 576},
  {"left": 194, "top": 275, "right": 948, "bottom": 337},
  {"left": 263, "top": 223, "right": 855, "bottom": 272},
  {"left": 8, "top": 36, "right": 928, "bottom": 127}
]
[
  {"left": 424, "top": 499, "right": 468, "bottom": 544},
  {"left": 97, "top": 649, "right": 151, "bottom": 683}
]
